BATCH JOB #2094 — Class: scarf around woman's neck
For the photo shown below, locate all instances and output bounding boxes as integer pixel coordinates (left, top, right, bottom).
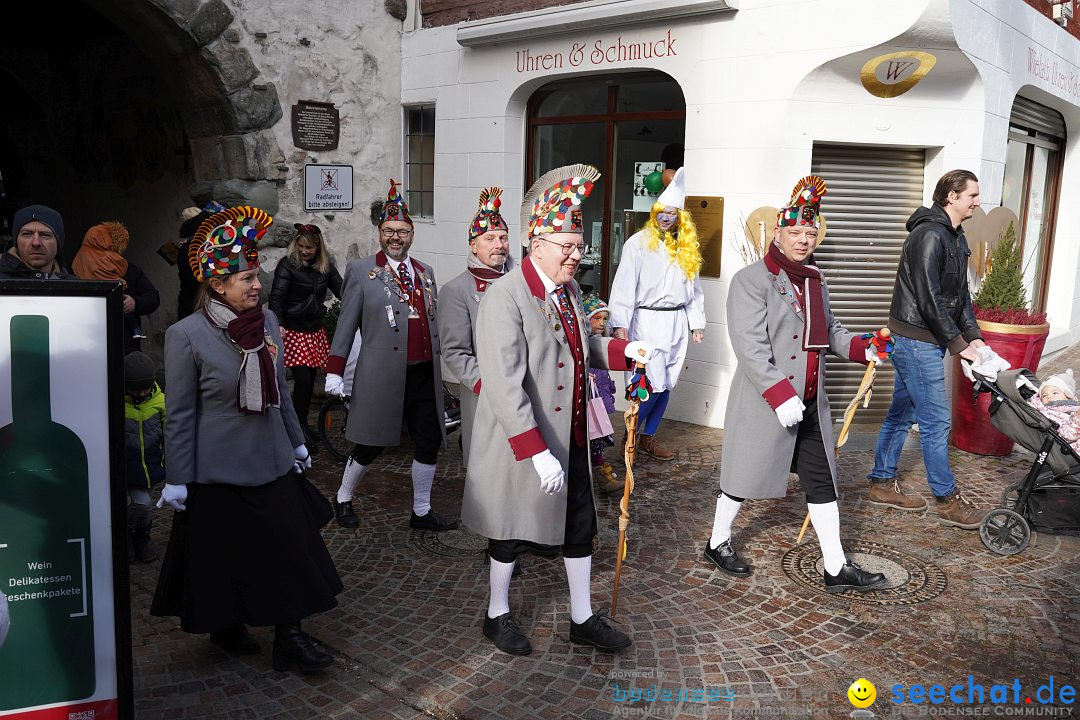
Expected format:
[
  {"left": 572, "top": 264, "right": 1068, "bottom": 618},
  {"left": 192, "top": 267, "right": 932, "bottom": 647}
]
[
  {"left": 204, "top": 298, "right": 280, "bottom": 414},
  {"left": 467, "top": 250, "right": 515, "bottom": 281},
  {"left": 764, "top": 242, "right": 828, "bottom": 351}
]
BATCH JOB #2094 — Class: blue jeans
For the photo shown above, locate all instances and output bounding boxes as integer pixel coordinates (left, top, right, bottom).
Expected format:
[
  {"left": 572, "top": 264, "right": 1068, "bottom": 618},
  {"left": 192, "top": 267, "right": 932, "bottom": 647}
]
[{"left": 868, "top": 335, "right": 957, "bottom": 498}]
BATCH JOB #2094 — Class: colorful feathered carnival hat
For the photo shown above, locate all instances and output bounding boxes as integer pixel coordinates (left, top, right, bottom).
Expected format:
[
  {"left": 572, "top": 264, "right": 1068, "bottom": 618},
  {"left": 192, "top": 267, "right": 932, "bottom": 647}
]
[
  {"left": 189, "top": 205, "right": 273, "bottom": 282},
  {"left": 378, "top": 179, "right": 413, "bottom": 226},
  {"left": 468, "top": 187, "right": 509, "bottom": 241},
  {"left": 520, "top": 164, "right": 601, "bottom": 246},
  {"left": 777, "top": 175, "right": 827, "bottom": 229},
  {"left": 582, "top": 295, "right": 609, "bottom": 320}
]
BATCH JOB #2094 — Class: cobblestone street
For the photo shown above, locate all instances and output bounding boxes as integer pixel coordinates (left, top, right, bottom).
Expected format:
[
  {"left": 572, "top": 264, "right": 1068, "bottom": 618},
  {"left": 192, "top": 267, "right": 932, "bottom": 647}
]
[{"left": 128, "top": 354, "right": 1080, "bottom": 720}]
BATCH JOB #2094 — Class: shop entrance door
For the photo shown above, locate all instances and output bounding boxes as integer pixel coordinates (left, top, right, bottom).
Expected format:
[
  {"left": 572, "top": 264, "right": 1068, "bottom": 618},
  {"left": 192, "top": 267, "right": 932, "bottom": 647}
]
[
  {"left": 811, "top": 144, "right": 926, "bottom": 423},
  {"left": 526, "top": 73, "right": 686, "bottom": 297}
]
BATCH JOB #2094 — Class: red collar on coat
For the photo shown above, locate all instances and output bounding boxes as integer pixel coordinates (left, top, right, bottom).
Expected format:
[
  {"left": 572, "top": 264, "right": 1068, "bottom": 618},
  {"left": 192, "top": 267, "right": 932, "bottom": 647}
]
[
  {"left": 523, "top": 254, "right": 577, "bottom": 301},
  {"left": 375, "top": 250, "right": 426, "bottom": 275}
]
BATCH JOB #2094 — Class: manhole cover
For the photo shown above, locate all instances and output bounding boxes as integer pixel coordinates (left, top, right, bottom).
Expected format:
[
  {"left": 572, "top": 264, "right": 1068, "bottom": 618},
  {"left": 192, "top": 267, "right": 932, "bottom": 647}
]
[
  {"left": 410, "top": 526, "right": 489, "bottom": 557},
  {"left": 781, "top": 539, "right": 947, "bottom": 606}
]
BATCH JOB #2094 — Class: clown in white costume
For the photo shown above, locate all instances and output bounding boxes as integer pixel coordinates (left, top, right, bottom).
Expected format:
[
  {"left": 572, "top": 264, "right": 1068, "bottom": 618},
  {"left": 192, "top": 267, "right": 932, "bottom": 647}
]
[{"left": 608, "top": 167, "right": 705, "bottom": 460}]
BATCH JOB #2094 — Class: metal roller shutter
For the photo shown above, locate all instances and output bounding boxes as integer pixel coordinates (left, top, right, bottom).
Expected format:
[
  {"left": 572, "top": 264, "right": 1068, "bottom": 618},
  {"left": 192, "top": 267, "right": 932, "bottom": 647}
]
[
  {"left": 810, "top": 144, "right": 926, "bottom": 423},
  {"left": 1010, "top": 96, "right": 1066, "bottom": 137}
]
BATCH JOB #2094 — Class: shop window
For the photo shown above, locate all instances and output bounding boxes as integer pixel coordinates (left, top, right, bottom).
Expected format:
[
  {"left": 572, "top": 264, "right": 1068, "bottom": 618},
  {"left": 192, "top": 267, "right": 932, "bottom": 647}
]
[
  {"left": 405, "top": 105, "right": 435, "bottom": 218},
  {"left": 526, "top": 73, "right": 686, "bottom": 295},
  {"left": 1001, "top": 96, "right": 1065, "bottom": 313}
]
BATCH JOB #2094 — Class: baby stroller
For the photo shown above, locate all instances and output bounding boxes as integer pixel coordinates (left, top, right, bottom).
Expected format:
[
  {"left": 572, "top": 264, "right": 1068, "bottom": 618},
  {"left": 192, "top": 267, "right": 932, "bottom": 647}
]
[{"left": 974, "top": 367, "right": 1080, "bottom": 555}]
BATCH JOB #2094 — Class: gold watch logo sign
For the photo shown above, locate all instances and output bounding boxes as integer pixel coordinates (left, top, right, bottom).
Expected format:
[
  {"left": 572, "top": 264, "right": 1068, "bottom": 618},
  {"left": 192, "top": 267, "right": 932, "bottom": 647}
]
[{"left": 860, "top": 51, "right": 937, "bottom": 98}]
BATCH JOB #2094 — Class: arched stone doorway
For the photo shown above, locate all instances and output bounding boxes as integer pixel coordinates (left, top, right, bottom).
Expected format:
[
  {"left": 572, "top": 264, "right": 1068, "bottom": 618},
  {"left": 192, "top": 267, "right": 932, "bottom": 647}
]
[{"left": 0, "top": 0, "right": 284, "bottom": 350}]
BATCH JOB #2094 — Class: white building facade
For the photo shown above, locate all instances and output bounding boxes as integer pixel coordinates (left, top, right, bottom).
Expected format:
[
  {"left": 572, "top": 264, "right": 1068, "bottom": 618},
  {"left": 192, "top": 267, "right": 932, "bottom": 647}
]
[{"left": 400, "top": 0, "right": 1080, "bottom": 428}]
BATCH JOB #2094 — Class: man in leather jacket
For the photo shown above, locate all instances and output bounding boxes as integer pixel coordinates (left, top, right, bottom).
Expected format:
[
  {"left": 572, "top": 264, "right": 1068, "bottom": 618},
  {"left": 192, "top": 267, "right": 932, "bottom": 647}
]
[{"left": 867, "top": 170, "right": 993, "bottom": 529}]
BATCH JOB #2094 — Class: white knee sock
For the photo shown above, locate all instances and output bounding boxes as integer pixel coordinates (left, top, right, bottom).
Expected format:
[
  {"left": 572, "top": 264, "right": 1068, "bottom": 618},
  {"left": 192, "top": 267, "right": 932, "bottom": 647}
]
[
  {"left": 412, "top": 460, "right": 436, "bottom": 516},
  {"left": 336, "top": 457, "right": 367, "bottom": 503},
  {"left": 807, "top": 501, "right": 846, "bottom": 575},
  {"left": 708, "top": 494, "right": 743, "bottom": 550},
  {"left": 563, "top": 555, "right": 594, "bottom": 624},
  {"left": 487, "top": 557, "right": 515, "bottom": 619}
]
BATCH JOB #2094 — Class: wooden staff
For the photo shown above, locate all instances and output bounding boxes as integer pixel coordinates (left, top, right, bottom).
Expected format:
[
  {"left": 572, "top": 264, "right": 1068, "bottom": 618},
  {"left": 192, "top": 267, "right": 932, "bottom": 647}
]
[
  {"left": 611, "top": 356, "right": 650, "bottom": 617},
  {"left": 796, "top": 329, "right": 890, "bottom": 544}
]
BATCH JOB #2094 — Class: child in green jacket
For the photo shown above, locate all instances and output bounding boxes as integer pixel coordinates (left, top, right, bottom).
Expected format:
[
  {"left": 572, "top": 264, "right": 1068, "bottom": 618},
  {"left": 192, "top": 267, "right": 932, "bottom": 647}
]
[{"left": 124, "top": 352, "right": 166, "bottom": 563}]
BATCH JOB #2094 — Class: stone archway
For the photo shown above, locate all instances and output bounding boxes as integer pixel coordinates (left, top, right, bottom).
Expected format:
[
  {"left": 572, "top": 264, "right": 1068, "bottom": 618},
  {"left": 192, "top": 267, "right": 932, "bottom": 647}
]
[
  {"left": 84, "top": 0, "right": 286, "bottom": 212},
  {"left": 0, "top": 0, "right": 286, "bottom": 350}
]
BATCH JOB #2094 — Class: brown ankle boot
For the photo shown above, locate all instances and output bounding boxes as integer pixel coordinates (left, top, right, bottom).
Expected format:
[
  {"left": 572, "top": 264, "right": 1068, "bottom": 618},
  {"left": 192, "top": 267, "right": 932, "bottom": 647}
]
[
  {"left": 595, "top": 462, "right": 624, "bottom": 494},
  {"left": 638, "top": 434, "right": 674, "bottom": 461},
  {"left": 867, "top": 479, "right": 926, "bottom": 511},
  {"left": 935, "top": 491, "right": 986, "bottom": 529}
]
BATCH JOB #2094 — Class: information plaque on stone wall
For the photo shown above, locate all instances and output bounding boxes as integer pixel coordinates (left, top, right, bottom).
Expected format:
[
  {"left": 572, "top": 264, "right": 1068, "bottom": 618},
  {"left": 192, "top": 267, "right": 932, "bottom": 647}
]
[
  {"left": 292, "top": 101, "right": 340, "bottom": 151},
  {"left": 685, "top": 195, "right": 724, "bottom": 278}
]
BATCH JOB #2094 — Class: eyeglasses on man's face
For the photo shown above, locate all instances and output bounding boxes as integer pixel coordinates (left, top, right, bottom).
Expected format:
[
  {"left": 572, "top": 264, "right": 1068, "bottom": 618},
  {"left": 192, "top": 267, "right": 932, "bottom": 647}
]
[
  {"left": 540, "top": 237, "right": 589, "bottom": 256},
  {"left": 381, "top": 228, "right": 414, "bottom": 238}
]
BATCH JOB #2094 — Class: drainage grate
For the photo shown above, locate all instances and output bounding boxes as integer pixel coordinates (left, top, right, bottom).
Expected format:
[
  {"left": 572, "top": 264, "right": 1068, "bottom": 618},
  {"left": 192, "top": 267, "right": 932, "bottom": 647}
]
[{"left": 781, "top": 539, "right": 947, "bottom": 606}]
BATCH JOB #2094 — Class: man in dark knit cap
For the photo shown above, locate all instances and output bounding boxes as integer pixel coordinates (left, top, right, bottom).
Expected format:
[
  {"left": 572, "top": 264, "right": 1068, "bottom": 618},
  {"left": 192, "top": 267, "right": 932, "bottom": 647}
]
[{"left": 0, "top": 204, "right": 71, "bottom": 280}]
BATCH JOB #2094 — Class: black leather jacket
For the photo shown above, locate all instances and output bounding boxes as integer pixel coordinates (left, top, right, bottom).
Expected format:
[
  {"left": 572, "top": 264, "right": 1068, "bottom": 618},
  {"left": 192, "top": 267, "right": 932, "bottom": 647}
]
[
  {"left": 269, "top": 259, "right": 343, "bottom": 332},
  {"left": 888, "top": 205, "right": 981, "bottom": 354}
]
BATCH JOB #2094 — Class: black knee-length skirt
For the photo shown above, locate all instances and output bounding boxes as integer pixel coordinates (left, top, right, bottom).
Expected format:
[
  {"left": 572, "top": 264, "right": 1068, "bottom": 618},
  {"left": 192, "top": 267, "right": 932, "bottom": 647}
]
[{"left": 150, "top": 472, "right": 343, "bottom": 633}]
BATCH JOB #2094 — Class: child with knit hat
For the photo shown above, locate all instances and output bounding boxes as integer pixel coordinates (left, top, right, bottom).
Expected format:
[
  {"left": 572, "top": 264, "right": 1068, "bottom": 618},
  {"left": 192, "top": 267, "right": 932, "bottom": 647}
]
[
  {"left": 1029, "top": 369, "right": 1080, "bottom": 453},
  {"left": 584, "top": 295, "right": 622, "bottom": 494}
]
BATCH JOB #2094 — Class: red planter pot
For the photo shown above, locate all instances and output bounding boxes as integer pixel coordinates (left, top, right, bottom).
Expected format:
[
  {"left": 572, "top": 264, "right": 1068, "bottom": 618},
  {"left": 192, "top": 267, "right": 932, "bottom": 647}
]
[{"left": 951, "top": 321, "right": 1050, "bottom": 456}]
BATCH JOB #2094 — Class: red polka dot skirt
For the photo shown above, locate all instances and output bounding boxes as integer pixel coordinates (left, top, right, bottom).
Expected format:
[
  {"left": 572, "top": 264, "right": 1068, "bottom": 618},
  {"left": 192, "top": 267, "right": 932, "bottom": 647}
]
[{"left": 280, "top": 327, "right": 330, "bottom": 368}]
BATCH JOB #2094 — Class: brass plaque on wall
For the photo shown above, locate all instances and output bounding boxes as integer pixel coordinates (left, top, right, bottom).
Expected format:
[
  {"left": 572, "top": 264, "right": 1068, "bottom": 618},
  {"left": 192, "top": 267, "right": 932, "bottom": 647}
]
[{"left": 685, "top": 195, "right": 724, "bottom": 278}]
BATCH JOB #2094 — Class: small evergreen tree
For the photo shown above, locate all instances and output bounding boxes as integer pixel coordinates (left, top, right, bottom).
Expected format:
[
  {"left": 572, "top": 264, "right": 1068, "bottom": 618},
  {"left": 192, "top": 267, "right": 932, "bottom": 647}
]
[{"left": 973, "top": 222, "right": 1045, "bottom": 324}]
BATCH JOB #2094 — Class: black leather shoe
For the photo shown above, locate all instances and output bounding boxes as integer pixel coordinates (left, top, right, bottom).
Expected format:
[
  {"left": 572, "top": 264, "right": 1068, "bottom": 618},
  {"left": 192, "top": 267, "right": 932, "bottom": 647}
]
[
  {"left": 483, "top": 612, "right": 532, "bottom": 655},
  {"left": 569, "top": 611, "right": 632, "bottom": 652},
  {"left": 410, "top": 509, "right": 458, "bottom": 531},
  {"left": 209, "top": 623, "right": 260, "bottom": 655},
  {"left": 333, "top": 498, "right": 359, "bottom": 528},
  {"left": 272, "top": 623, "right": 334, "bottom": 673},
  {"left": 704, "top": 539, "right": 751, "bottom": 577},
  {"left": 824, "top": 562, "right": 887, "bottom": 593}
]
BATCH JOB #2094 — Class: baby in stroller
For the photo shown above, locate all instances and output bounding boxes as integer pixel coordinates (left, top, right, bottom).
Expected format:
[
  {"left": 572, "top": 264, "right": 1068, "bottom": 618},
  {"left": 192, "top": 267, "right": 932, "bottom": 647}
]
[{"left": 1027, "top": 369, "right": 1080, "bottom": 454}]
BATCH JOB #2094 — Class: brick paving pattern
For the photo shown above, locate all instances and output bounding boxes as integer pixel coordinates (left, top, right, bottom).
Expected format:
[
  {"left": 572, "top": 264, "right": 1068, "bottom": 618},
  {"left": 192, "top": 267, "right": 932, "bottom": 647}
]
[{"left": 127, "top": 354, "right": 1080, "bottom": 719}]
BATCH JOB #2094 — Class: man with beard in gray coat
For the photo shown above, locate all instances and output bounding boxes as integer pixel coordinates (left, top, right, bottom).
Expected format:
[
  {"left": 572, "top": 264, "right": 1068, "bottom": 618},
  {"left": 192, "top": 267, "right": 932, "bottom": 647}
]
[
  {"left": 323, "top": 180, "right": 456, "bottom": 533},
  {"left": 704, "top": 176, "right": 887, "bottom": 593}
]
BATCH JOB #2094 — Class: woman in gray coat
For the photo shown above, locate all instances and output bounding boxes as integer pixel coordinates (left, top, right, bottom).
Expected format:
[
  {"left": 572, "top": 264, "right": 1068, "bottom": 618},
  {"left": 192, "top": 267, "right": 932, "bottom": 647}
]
[
  {"left": 704, "top": 177, "right": 887, "bottom": 593},
  {"left": 151, "top": 206, "right": 342, "bottom": 674}
]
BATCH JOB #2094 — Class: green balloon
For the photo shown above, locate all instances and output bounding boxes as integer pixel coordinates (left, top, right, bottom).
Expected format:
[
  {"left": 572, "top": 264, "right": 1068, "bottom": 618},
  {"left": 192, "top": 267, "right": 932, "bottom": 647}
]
[{"left": 643, "top": 171, "right": 664, "bottom": 194}]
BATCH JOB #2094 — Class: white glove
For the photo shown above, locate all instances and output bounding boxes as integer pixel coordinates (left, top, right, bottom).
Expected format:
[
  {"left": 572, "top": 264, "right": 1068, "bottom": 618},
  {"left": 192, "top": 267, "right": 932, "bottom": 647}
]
[
  {"left": 775, "top": 396, "right": 805, "bottom": 428},
  {"left": 293, "top": 444, "right": 312, "bottom": 474},
  {"left": 531, "top": 449, "right": 565, "bottom": 495},
  {"left": 625, "top": 340, "right": 652, "bottom": 363},
  {"left": 156, "top": 483, "right": 188, "bottom": 511},
  {"left": 865, "top": 346, "right": 884, "bottom": 366},
  {"left": 325, "top": 373, "right": 346, "bottom": 397}
]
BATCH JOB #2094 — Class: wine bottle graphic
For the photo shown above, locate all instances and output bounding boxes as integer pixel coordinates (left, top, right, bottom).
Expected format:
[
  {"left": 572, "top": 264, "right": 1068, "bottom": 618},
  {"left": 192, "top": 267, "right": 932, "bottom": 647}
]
[{"left": 0, "top": 315, "right": 95, "bottom": 709}]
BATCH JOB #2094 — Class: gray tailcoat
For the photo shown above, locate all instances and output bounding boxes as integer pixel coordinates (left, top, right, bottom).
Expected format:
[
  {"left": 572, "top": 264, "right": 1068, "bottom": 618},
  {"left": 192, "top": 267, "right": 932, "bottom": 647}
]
[
  {"left": 437, "top": 269, "right": 497, "bottom": 467},
  {"left": 719, "top": 258, "right": 865, "bottom": 499},
  {"left": 461, "top": 256, "right": 628, "bottom": 545},
  {"left": 327, "top": 251, "right": 444, "bottom": 448}
]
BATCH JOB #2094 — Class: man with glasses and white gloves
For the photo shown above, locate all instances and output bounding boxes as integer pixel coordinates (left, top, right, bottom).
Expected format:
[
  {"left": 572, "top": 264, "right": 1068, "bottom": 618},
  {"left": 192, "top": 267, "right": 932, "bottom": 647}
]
[
  {"left": 461, "top": 164, "right": 651, "bottom": 656},
  {"left": 323, "top": 180, "right": 456, "bottom": 533}
]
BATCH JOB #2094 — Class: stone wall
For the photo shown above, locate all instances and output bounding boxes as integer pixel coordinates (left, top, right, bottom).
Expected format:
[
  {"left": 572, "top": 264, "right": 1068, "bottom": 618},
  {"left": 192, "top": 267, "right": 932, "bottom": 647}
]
[{"left": 420, "top": 0, "right": 588, "bottom": 28}]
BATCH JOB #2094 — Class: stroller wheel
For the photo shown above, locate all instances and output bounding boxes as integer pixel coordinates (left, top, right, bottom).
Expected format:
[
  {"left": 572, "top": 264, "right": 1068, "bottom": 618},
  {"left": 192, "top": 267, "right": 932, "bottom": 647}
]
[
  {"left": 1001, "top": 483, "right": 1022, "bottom": 509},
  {"left": 979, "top": 509, "right": 1031, "bottom": 556}
]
